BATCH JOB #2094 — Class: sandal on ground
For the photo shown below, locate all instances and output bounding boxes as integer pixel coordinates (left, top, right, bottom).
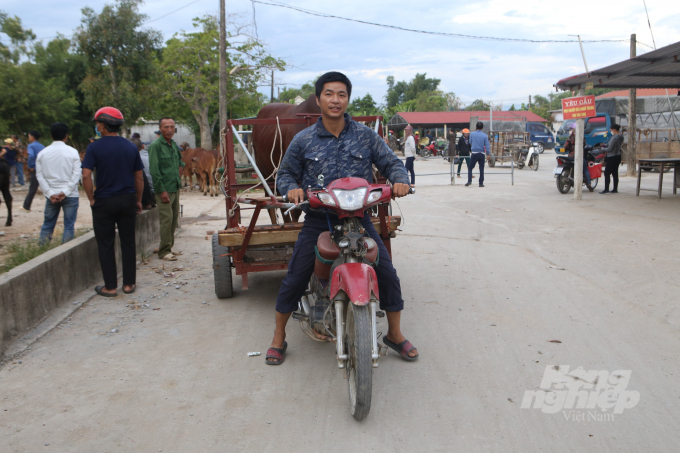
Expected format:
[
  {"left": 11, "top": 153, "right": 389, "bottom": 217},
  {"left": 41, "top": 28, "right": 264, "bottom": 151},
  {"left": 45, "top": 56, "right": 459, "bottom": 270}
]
[
  {"left": 383, "top": 337, "right": 418, "bottom": 361},
  {"left": 123, "top": 285, "right": 136, "bottom": 294},
  {"left": 95, "top": 285, "right": 117, "bottom": 297},
  {"left": 162, "top": 254, "right": 178, "bottom": 261},
  {"left": 265, "top": 341, "right": 288, "bottom": 366}
]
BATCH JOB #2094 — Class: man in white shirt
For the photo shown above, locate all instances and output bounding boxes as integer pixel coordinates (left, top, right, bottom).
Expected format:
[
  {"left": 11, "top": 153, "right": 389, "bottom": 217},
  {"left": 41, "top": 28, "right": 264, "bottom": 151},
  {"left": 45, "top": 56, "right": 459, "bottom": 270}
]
[{"left": 36, "top": 122, "right": 82, "bottom": 244}]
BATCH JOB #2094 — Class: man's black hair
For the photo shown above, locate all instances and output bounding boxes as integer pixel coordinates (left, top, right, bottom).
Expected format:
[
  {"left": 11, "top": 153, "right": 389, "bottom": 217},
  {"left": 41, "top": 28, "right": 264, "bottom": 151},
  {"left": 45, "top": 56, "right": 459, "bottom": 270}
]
[
  {"left": 50, "top": 123, "right": 69, "bottom": 141},
  {"left": 159, "top": 117, "right": 174, "bottom": 127},
  {"left": 476, "top": 122, "right": 484, "bottom": 130},
  {"left": 315, "top": 72, "right": 352, "bottom": 98},
  {"left": 28, "top": 130, "right": 40, "bottom": 140},
  {"left": 610, "top": 123, "right": 621, "bottom": 131}
]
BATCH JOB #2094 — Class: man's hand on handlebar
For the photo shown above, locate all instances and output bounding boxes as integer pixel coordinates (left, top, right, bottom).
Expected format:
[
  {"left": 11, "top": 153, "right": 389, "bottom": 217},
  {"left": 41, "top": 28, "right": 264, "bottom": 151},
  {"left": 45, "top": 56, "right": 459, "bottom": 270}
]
[
  {"left": 393, "top": 183, "right": 411, "bottom": 198},
  {"left": 287, "top": 188, "right": 305, "bottom": 205}
]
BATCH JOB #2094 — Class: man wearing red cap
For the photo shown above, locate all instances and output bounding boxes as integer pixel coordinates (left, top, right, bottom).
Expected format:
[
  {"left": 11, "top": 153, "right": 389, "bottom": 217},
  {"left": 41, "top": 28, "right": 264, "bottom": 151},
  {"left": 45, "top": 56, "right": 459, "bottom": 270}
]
[{"left": 82, "top": 107, "right": 145, "bottom": 297}]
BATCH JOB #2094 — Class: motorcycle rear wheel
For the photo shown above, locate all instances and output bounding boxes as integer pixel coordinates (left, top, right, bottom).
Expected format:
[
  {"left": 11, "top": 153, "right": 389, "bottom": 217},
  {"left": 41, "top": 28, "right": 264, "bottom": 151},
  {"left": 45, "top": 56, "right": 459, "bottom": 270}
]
[
  {"left": 346, "top": 303, "right": 373, "bottom": 420},
  {"left": 556, "top": 171, "right": 572, "bottom": 194}
]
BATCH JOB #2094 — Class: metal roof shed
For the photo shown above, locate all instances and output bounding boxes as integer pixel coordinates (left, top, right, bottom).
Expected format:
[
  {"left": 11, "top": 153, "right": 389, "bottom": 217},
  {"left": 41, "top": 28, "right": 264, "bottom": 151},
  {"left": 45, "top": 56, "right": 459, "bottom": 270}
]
[{"left": 554, "top": 40, "right": 680, "bottom": 91}]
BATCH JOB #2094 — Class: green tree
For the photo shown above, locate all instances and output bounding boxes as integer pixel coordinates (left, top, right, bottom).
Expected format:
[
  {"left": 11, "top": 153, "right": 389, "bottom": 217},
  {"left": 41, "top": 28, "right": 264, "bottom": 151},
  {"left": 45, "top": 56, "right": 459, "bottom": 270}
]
[
  {"left": 75, "top": 0, "right": 162, "bottom": 135},
  {"left": 279, "top": 80, "right": 315, "bottom": 104},
  {"left": 465, "top": 99, "right": 491, "bottom": 111},
  {"left": 33, "top": 37, "right": 92, "bottom": 150},
  {"left": 161, "top": 15, "right": 284, "bottom": 149},
  {"left": 347, "top": 93, "right": 378, "bottom": 116},
  {"left": 509, "top": 104, "right": 516, "bottom": 111},
  {"left": 385, "top": 73, "right": 440, "bottom": 109},
  {"left": 0, "top": 14, "right": 79, "bottom": 141}
]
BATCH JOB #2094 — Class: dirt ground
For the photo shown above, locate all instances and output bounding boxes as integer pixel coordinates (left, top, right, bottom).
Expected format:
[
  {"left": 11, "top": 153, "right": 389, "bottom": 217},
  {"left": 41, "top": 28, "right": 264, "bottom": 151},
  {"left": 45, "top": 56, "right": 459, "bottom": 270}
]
[{"left": 1, "top": 153, "right": 680, "bottom": 452}]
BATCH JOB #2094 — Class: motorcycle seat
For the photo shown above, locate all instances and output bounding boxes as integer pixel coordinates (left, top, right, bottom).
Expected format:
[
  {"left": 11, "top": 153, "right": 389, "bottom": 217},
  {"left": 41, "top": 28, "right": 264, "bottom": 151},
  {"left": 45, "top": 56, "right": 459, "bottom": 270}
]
[{"left": 314, "top": 231, "right": 340, "bottom": 280}]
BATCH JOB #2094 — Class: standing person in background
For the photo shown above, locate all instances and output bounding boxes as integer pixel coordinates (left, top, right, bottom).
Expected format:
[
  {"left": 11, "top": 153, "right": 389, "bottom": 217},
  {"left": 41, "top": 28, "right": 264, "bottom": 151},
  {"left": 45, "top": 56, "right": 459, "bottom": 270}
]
[
  {"left": 599, "top": 124, "right": 624, "bottom": 194},
  {"left": 10, "top": 135, "right": 25, "bottom": 186},
  {"left": 148, "top": 117, "right": 184, "bottom": 261},
  {"left": 82, "top": 107, "right": 144, "bottom": 297},
  {"left": 403, "top": 125, "right": 416, "bottom": 186},
  {"left": 456, "top": 128, "right": 473, "bottom": 179},
  {"left": 465, "top": 122, "right": 490, "bottom": 187},
  {"left": 36, "top": 123, "right": 82, "bottom": 244},
  {"left": 22, "top": 131, "right": 45, "bottom": 211},
  {"left": 2, "top": 139, "right": 18, "bottom": 186},
  {"left": 131, "top": 137, "right": 155, "bottom": 209}
]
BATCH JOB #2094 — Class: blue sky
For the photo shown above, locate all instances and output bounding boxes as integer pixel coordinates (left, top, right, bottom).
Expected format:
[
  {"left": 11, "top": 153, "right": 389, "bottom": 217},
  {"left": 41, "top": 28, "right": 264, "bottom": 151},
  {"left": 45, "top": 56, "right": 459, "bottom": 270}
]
[{"left": 4, "top": 0, "right": 680, "bottom": 109}]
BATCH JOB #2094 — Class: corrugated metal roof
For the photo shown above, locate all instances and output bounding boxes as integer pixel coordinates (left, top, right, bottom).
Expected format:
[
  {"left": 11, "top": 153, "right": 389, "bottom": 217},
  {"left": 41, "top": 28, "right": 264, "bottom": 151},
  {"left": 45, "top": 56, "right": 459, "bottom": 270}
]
[
  {"left": 555, "top": 40, "right": 680, "bottom": 90},
  {"left": 595, "top": 88, "right": 680, "bottom": 98},
  {"left": 390, "top": 110, "right": 547, "bottom": 125}
]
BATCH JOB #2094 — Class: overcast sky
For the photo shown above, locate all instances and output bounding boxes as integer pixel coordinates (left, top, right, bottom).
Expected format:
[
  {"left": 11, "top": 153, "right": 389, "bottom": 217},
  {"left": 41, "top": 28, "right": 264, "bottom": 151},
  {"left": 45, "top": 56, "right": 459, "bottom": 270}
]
[{"left": 4, "top": 0, "right": 680, "bottom": 109}]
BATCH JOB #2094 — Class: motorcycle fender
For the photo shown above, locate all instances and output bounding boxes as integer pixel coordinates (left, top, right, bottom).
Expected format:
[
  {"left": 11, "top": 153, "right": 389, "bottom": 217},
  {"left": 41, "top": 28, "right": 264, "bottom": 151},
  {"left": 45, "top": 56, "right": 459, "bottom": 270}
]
[{"left": 330, "top": 263, "right": 379, "bottom": 306}]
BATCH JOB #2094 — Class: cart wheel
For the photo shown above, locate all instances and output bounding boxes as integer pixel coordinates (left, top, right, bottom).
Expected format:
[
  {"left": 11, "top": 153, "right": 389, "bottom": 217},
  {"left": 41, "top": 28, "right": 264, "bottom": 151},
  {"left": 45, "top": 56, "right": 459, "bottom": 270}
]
[
  {"left": 488, "top": 155, "right": 496, "bottom": 167},
  {"left": 212, "top": 233, "right": 233, "bottom": 299}
]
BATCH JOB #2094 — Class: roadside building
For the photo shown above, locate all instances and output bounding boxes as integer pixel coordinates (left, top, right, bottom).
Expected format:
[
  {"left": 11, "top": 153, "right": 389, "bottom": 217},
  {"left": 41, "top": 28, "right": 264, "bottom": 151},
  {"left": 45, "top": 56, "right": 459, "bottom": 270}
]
[
  {"left": 130, "top": 119, "right": 196, "bottom": 148},
  {"left": 387, "top": 111, "right": 548, "bottom": 140}
]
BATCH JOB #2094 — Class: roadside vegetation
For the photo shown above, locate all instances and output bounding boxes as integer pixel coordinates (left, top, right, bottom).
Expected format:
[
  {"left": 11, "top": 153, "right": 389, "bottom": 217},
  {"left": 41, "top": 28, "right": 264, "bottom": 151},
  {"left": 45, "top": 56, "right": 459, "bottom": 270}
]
[{"left": 0, "top": 228, "right": 91, "bottom": 274}]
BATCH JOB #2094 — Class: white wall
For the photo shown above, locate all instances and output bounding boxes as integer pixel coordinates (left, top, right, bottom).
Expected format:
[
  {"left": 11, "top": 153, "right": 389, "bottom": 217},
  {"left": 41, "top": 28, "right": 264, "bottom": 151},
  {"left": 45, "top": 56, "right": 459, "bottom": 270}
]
[{"left": 130, "top": 122, "right": 196, "bottom": 147}]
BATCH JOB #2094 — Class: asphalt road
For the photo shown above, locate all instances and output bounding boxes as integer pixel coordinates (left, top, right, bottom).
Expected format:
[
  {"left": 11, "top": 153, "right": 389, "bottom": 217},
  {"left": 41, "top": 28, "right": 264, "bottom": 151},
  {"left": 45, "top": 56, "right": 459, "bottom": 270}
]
[{"left": 1, "top": 153, "right": 680, "bottom": 452}]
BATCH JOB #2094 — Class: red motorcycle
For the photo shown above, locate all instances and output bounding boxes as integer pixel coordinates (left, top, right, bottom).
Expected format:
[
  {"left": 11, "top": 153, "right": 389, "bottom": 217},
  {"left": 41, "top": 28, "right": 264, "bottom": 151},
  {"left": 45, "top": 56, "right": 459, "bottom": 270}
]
[{"left": 286, "top": 176, "right": 414, "bottom": 420}]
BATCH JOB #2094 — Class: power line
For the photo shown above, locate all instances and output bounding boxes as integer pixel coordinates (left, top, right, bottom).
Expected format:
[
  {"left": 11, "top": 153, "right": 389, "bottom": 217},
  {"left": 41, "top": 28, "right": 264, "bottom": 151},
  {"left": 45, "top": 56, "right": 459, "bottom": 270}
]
[
  {"left": 252, "top": 0, "right": 628, "bottom": 44},
  {"left": 642, "top": 0, "right": 657, "bottom": 48},
  {"left": 34, "top": 0, "right": 205, "bottom": 40},
  {"left": 145, "top": 0, "right": 204, "bottom": 24}
]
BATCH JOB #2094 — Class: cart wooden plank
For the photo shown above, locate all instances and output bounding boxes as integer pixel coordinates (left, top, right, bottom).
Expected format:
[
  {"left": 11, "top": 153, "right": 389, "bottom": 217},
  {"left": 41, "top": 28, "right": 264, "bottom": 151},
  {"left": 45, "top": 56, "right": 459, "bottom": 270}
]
[{"left": 218, "top": 216, "right": 402, "bottom": 247}]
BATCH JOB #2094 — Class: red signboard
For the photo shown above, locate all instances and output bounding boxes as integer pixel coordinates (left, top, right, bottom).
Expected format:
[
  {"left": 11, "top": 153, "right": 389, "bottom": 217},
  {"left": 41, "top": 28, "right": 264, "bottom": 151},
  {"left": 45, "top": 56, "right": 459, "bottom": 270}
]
[{"left": 561, "top": 95, "right": 597, "bottom": 120}]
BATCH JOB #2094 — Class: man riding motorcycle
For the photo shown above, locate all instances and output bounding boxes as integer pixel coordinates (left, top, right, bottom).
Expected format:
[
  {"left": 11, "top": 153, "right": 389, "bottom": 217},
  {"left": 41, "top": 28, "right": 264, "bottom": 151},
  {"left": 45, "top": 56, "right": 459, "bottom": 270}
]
[
  {"left": 564, "top": 123, "right": 592, "bottom": 192},
  {"left": 265, "top": 71, "right": 418, "bottom": 365}
]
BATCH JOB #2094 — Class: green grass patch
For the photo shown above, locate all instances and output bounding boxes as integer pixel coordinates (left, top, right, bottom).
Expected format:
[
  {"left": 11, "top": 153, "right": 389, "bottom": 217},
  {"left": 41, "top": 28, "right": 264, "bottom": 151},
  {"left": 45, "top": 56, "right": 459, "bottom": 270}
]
[{"left": 0, "top": 227, "right": 91, "bottom": 274}]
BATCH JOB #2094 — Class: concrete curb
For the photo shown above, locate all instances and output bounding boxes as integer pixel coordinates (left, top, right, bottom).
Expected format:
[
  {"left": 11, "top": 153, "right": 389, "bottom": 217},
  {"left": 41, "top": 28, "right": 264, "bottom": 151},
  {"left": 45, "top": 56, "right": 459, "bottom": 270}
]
[{"left": 0, "top": 208, "right": 160, "bottom": 359}]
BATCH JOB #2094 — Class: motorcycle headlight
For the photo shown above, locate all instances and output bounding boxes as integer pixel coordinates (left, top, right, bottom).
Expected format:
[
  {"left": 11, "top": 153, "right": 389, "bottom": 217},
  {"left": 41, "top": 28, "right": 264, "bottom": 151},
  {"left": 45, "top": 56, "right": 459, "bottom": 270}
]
[
  {"left": 317, "top": 192, "right": 336, "bottom": 206},
  {"left": 366, "top": 189, "right": 382, "bottom": 204},
  {"left": 331, "top": 187, "right": 367, "bottom": 211},
  {"left": 338, "top": 238, "right": 350, "bottom": 248}
]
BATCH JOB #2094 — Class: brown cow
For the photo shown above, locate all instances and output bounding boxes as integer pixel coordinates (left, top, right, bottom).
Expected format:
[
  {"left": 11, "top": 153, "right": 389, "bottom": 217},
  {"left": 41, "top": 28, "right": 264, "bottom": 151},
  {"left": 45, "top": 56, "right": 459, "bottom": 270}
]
[
  {"left": 251, "top": 95, "right": 321, "bottom": 185},
  {"left": 180, "top": 147, "right": 199, "bottom": 190},
  {"left": 191, "top": 149, "right": 219, "bottom": 197},
  {"left": 251, "top": 95, "right": 321, "bottom": 223}
]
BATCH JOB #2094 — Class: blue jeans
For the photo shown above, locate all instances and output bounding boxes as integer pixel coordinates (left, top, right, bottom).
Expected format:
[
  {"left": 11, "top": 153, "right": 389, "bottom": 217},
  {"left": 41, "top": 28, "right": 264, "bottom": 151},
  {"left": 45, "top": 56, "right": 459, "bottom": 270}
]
[
  {"left": 39, "top": 197, "right": 79, "bottom": 244},
  {"left": 405, "top": 157, "right": 415, "bottom": 184},
  {"left": 468, "top": 153, "right": 486, "bottom": 185},
  {"left": 275, "top": 213, "right": 404, "bottom": 313},
  {"left": 583, "top": 159, "right": 591, "bottom": 187},
  {"left": 15, "top": 162, "right": 24, "bottom": 185}
]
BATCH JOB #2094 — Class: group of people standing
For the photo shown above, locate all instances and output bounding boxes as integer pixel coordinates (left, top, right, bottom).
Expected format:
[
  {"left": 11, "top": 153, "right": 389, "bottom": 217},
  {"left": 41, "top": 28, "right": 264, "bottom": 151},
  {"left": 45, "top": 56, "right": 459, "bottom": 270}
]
[
  {"left": 1, "top": 107, "right": 185, "bottom": 298},
  {"left": 0, "top": 131, "right": 49, "bottom": 211},
  {"left": 401, "top": 122, "right": 491, "bottom": 187}
]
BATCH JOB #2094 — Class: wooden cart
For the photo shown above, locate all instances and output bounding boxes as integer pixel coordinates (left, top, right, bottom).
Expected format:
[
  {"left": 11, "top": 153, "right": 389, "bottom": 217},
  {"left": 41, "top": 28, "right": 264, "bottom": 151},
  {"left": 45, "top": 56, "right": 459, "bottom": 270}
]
[
  {"left": 212, "top": 115, "right": 401, "bottom": 298},
  {"left": 487, "top": 131, "right": 531, "bottom": 167}
]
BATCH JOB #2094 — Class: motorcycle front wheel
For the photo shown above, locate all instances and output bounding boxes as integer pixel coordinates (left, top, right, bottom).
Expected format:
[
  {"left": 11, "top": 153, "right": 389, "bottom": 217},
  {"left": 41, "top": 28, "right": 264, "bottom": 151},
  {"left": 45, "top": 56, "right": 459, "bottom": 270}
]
[
  {"left": 346, "top": 303, "right": 373, "bottom": 420},
  {"left": 556, "top": 170, "right": 572, "bottom": 194},
  {"left": 530, "top": 154, "right": 539, "bottom": 171}
]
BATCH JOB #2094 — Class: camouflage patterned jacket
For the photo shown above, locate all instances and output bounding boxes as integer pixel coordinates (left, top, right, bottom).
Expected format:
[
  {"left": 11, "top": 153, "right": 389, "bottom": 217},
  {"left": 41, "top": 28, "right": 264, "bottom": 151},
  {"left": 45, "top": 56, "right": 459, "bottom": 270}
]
[{"left": 276, "top": 114, "right": 409, "bottom": 196}]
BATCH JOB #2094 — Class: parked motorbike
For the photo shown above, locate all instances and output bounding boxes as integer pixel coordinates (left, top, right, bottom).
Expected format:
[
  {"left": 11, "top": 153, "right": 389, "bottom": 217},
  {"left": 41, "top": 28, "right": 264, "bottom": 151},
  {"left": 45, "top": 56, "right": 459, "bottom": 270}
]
[
  {"left": 517, "top": 143, "right": 540, "bottom": 171},
  {"left": 554, "top": 145, "right": 605, "bottom": 194},
  {"left": 285, "top": 176, "right": 414, "bottom": 420}
]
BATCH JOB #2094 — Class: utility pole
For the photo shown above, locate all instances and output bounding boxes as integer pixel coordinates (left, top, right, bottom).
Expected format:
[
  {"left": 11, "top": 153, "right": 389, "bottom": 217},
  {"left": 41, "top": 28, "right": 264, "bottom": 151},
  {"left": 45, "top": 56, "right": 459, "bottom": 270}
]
[
  {"left": 270, "top": 70, "right": 274, "bottom": 102},
  {"left": 219, "top": 0, "right": 227, "bottom": 151},
  {"left": 529, "top": 95, "right": 532, "bottom": 110},
  {"left": 574, "top": 88, "right": 585, "bottom": 201},
  {"left": 627, "top": 33, "right": 637, "bottom": 177}
]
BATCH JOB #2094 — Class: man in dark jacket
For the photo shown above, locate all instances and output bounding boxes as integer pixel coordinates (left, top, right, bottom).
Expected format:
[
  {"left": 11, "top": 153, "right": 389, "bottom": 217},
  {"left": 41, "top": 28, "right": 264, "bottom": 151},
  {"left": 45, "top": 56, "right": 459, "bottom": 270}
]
[
  {"left": 265, "top": 71, "right": 417, "bottom": 365},
  {"left": 599, "top": 124, "right": 624, "bottom": 194}
]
